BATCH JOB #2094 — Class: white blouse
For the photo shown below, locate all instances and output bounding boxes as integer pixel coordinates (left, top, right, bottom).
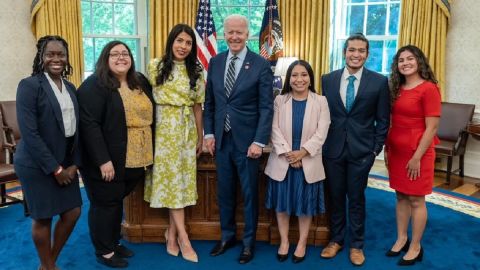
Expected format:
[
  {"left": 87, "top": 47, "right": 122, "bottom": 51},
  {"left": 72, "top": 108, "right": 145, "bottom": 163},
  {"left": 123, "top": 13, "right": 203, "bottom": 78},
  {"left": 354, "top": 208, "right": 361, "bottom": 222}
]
[{"left": 44, "top": 73, "right": 76, "bottom": 137}]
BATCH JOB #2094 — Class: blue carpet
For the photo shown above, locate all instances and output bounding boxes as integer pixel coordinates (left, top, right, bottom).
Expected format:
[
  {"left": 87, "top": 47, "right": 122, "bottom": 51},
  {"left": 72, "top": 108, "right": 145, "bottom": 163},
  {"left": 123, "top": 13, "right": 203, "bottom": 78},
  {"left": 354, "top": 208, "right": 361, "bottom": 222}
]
[{"left": 0, "top": 186, "right": 479, "bottom": 270}]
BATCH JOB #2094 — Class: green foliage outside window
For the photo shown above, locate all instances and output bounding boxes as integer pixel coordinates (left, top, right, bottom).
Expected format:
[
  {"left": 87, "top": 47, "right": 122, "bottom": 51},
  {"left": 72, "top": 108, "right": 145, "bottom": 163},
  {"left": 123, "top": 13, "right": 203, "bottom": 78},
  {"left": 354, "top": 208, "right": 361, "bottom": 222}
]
[
  {"left": 210, "top": 0, "right": 264, "bottom": 54},
  {"left": 80, "top": 0, "right": 400, "bottom": 78},
  {"left": 331, "top": 0, "right": 400, "bottom": 74},
  {"left": 81, "top": 0, "right": 139, "bottom": 78}
]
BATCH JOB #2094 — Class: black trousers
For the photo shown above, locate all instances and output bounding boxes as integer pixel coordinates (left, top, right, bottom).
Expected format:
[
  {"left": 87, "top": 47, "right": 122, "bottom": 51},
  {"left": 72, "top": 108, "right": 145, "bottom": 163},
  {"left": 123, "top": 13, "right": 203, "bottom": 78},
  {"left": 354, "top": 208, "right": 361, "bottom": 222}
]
[
  {"left": 83, "top": 167, "right": 144, "bottom": 255},
  {"left": 323, "top": 147, "right": 376, "bottom": 249}
]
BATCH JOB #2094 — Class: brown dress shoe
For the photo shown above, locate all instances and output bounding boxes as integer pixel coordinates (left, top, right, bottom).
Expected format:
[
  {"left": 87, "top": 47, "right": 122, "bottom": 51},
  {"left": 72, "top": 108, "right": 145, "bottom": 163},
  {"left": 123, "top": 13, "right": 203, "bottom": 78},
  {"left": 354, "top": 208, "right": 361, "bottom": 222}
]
[
  {"left": 320, "top": 242, "right": 343, "bottom": 258},
  {"left": 350, "top": 248, "right": 365, "bottom": 266}
]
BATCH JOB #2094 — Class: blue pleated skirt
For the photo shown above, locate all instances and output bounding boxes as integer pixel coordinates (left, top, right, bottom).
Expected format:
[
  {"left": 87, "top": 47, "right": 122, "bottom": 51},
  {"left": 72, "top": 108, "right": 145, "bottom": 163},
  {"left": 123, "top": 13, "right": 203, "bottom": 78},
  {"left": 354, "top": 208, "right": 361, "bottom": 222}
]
[{"left": 265, "top": 169, "right": 325, "bottom": 216}]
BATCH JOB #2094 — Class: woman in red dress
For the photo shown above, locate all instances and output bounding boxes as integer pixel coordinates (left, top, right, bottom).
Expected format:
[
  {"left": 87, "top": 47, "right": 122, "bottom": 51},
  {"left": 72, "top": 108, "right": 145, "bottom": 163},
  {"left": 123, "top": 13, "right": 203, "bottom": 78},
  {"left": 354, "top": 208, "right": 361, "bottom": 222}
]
[{"left": 385, "top": 45, "right": 441, "bottom": 266}]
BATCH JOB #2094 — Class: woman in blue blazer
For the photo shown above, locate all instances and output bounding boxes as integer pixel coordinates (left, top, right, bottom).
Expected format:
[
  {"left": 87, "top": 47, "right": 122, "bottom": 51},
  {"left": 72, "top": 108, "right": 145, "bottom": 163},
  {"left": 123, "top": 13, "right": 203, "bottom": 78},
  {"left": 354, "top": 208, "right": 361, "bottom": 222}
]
[{"left": 14, "top": 35, "right": 82, "bottom": 270}]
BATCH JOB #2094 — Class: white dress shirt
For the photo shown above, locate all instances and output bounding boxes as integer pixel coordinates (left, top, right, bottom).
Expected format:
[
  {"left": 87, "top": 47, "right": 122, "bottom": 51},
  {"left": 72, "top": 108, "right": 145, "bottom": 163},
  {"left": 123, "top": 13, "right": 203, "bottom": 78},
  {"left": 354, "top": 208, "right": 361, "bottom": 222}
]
[
  {"left": 44, "top": 72, "right": 76, "bottom": 137},
  {"left": 339, "top": 67, "right": 363, "bottom": 107},
  {"left": 223, "top": 46, "right": 248, "bottom": 85}
]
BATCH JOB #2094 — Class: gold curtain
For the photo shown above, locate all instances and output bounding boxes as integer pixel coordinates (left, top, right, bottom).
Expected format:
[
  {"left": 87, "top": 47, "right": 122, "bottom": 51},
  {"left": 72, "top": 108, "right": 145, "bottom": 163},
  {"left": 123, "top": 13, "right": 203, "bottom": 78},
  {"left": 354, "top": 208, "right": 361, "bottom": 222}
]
[
  {"left": 30, "top": 0, "right": 84, "bottom": 87},
  {"left": 278, "top": 0, "right": 330, "bottom": 92},
  {"left": 398, "top": 0, "right": 450, "bottom": 98},
  {"left": 149, "top": 0, "right": 199, "bottom": 59}
]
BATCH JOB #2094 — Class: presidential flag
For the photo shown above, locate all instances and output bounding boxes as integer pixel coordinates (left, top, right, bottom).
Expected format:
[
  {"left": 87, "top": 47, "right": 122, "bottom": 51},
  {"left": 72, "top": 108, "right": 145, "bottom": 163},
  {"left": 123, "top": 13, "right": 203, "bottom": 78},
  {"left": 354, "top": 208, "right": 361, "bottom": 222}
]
[
  {"left": 194, "top": 0, "right": 217, "bottom": 73},
  {"left": 259, "top": 0, "right": 284, "bottom": 65}
]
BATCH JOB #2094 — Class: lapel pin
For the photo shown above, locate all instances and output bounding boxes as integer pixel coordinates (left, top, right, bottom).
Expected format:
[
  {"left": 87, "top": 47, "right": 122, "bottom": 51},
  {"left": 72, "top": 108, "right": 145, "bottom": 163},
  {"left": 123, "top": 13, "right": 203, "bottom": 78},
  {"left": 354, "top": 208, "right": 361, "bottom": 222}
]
[{"left": 245, "top": 62, "right": 250, "bottom": 69}]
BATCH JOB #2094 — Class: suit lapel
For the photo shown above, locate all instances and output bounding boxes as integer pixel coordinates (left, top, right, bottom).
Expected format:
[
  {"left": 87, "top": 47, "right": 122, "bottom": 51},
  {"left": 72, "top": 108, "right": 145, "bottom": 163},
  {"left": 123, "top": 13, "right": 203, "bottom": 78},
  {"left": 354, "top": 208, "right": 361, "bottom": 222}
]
[
  {"left": 216, "top": 53, "right": 228, "bottom": 103},
  {"left": 229, "top": 49, "right": 253, "bottom": 98},
  {"left": 39, "top": 74, "right": 65, "bottom": 135},
  {"left": 351, "top": 68, "right": 371, "bottom": 111},
  {"left": 301, "top": 92, "right": 314, "bottom": 144},
  {"left": 285, "top": 95, "right": 293, "bottom": 146},
  {"left": 332, "top": 69, "right": 345, "bottom": 112}
]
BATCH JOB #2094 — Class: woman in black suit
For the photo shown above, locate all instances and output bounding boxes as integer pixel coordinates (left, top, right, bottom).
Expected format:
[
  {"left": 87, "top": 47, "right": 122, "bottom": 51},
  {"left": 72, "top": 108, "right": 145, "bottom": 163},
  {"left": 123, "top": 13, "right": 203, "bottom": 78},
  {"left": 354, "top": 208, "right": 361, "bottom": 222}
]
[
  {"left": 77, "top": 41, "right": 154, "bottom": 268},
  {"left": 14, "top": 35, "right": 82, "bottom": 270}
]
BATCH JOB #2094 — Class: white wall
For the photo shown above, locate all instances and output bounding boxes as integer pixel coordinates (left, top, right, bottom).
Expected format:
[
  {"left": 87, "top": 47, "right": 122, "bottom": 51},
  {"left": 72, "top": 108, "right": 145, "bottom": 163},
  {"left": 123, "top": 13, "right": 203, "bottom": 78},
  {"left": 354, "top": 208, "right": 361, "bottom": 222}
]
[
  {"left": 445, "top": 0, "right": 480, "bottom": 178},
  {"left": 0, "top": 0, "right": 36, "bottom": 101}
]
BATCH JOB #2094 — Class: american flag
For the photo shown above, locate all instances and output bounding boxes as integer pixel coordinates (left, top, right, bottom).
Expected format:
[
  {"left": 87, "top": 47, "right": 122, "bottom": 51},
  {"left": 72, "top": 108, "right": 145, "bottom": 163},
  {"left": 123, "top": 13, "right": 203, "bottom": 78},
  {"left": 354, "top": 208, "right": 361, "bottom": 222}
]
[
  {"left": 259, "top": 0, "right": 284, "bottom": 65},
  {"left": 195, "top": 0, "right": 217, "bottom": 72}
]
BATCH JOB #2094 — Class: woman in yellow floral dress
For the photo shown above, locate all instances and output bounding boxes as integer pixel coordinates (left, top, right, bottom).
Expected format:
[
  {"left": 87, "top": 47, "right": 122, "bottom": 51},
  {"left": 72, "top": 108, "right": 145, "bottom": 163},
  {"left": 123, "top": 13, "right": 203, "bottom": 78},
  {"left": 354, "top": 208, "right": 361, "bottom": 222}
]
[{"left": 144, "top": 24, "right": 204, "bottom": 263}]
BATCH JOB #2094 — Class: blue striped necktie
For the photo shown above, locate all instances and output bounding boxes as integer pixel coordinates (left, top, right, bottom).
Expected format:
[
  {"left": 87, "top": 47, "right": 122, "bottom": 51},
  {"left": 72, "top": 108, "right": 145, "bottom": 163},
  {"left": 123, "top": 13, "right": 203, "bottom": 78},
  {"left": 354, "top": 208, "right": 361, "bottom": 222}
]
[
  {"left": 346, "top": 75, "right": 356, "bottom": 112},
  {"left": 224, "top": 55, "right": 238, "bottom": 132}
]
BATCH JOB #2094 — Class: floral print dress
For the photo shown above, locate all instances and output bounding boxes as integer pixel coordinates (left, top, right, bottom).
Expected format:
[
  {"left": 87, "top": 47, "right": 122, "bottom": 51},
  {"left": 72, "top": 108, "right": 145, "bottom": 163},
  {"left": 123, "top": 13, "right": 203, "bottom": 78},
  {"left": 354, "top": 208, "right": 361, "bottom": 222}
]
[{"left": 144, "top": 59, "right": 205, "bottom": 208}]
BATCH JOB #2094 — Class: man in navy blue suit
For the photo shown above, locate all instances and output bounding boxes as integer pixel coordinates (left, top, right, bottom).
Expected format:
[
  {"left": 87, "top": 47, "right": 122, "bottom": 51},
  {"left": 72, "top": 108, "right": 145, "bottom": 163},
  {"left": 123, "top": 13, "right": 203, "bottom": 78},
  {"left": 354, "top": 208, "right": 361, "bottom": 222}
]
[
  {"left": 203, "top": 14, "right": 273, "bottom": 264},
  {"left": 320, "top": 33, "right": 390, "bottom": 266}
]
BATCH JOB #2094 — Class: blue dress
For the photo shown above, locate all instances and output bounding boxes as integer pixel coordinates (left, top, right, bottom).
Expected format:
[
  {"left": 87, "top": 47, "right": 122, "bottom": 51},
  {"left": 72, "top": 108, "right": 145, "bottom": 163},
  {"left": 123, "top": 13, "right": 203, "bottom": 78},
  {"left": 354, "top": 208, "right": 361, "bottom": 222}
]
[{"left": 265, "top": 99, "right": 325, "bottom": 216}]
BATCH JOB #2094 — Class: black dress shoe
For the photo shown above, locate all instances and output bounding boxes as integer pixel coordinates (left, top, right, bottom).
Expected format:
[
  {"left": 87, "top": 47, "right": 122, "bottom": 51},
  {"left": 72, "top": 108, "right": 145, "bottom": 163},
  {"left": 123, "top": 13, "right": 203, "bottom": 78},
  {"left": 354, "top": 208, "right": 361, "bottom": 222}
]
[
  {"left": 210, "top": 238, "right": 236, "bottom": 256},
  {"left": 114, "top": 244, "right": 134, "bottom": 258},
  {"left": 398, "top": 247, "right": 423, "bottom": 266},
  {"left": 96, "top": 253, "right": 128, "bottom": 268},
  {"left": 386, "top": 239, "right": 410, "bottom": 257},
  {"left": 292, "top": 254, "right": 305, "bottom": 263},
  {"left": 277, "top": 253, "right": 288, "bottom": 262},
  {"left": 238, "top": 247, "right": 254, "bottom": 264}
]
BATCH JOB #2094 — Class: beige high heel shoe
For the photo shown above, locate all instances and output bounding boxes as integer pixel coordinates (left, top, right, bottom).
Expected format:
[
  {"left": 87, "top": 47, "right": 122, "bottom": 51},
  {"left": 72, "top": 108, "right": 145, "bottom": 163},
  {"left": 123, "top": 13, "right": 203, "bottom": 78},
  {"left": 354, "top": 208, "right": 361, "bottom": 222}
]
[
  {"left": 178, "top": 238, "right": 198, "bottom": 263},
  {"left": 164, "top": 229, "right": 179, "bottom": 256}
]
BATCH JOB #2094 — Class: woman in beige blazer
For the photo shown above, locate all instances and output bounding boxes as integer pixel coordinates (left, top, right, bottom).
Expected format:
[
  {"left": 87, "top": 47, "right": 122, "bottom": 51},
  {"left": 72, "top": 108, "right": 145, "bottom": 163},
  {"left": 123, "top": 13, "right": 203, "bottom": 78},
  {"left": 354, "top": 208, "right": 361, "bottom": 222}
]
[{"left": 265, "top": 60, "right": 330, "bottom": 263}]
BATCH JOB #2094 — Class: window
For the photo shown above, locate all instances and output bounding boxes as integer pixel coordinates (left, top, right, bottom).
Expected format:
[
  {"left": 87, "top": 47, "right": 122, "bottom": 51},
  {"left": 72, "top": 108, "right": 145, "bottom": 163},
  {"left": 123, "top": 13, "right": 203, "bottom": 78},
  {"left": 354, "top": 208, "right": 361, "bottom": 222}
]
[
  {"left": 81, "top": 0, "right": 147, "bottom": 79},
  {"left": 330, "top": 0, "right": 401, "bottom": 74},
  {"left": 210, "top": 0, "right": 265, "bottom": 53}
]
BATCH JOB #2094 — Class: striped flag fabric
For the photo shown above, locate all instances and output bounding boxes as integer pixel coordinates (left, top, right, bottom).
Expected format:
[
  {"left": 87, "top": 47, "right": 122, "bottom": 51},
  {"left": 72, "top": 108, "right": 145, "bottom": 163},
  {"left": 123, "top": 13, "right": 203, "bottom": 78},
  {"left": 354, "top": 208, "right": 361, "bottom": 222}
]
[
  {"left": 259, "top": 0, "right": 284, "bottom": 65},
  {"left": 194, "top": 0, "right": 217, "bottom": 72}
]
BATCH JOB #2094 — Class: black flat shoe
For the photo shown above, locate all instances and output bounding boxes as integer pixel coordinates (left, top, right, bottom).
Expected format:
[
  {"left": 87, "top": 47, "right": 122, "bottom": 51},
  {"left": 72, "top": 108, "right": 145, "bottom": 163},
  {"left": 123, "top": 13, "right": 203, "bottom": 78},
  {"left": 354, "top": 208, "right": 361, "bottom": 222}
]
[
  {"left": 292, "top": 254, "right": 305, "bottom": 264},
  {"left": 114, "top": 244, "right": 134, "bottom": 258},
  {"left": 210, "top": 238, "right": 236, "bottom": 256},
  {"left": 398, "top": 247, "right": 423, "bottom": 266},
  {"left": 238, "top": 247, "right": 254, "bottom": 264},
  {"left": 277, "top": 253, "right": 288, "bottom": 262},
  {"left": 96, "top": 253, "right": 128, "bottom": 268},
  {"left": 386, "top": 239, "right": 410, "bottom": 257}
]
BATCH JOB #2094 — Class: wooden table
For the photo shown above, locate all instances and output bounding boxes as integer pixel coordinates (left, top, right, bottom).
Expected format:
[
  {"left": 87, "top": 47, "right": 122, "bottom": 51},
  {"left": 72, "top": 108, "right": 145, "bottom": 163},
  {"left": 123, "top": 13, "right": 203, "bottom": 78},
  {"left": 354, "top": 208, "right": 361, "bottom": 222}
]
[
  {"left": 121, "top": 151, "right": 329, "bottom": 246},
  {"left": 467, "top": 121, "right": 480, "bottom": 187}
]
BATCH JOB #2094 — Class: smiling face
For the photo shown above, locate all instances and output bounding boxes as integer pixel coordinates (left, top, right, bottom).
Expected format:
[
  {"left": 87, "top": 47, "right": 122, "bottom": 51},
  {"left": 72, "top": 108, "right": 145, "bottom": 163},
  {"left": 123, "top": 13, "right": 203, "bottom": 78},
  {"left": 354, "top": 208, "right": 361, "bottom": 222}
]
[
  {"left": 344, "top": 39, "right": 368, "bottom": 74},
  {"left": 224, "top": 18, "right": 249, "bottom": 54},
  {"left": 43, "top": 41, "right": 67, "bottom": 79},
  {"left": 397, "top": 50, "right": 419, "bottom": 77},
  {"left": 290, "top": 64, "right": 311, "bottom": 96},
  {"left": 108, "top": 44, "right": 131, "bottom": 79},
  {"left": 172, "top": 31, "right": 193, "bottom": 61}
]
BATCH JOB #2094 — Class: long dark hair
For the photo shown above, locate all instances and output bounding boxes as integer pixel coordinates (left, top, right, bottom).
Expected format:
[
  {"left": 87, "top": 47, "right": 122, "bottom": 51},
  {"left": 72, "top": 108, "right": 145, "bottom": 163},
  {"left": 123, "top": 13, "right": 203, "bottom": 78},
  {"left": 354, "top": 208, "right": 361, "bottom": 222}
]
[
  {"left": 155, "top": 24, "right": 202, "bottom": 90},
  {"left": 281, "top": 60, "right": 316, "bottom": 95},
  {"left": 32, "top": 35, "right": 73, "bottom": 77},
  {"left": 389, "top": 45, "right": 437, "bottom": 101},
  {"left": 95, "top": 40, "right": 140, "bottom": 90}
]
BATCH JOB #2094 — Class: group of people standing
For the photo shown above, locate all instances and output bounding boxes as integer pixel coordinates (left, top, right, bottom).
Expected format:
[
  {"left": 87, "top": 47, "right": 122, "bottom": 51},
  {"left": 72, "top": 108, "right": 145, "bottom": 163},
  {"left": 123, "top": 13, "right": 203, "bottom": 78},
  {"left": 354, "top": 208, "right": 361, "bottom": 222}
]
[{"left": 14, "top": 13, "right": 440, "bottom": 270}]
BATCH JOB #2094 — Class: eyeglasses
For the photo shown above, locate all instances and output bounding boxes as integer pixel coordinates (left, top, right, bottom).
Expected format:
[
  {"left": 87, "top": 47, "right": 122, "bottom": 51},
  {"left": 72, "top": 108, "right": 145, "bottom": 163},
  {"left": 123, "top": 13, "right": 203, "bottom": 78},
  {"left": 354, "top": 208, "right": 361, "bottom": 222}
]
[{"left": 109, "top": 52, "right": 130, "bottom": 59}]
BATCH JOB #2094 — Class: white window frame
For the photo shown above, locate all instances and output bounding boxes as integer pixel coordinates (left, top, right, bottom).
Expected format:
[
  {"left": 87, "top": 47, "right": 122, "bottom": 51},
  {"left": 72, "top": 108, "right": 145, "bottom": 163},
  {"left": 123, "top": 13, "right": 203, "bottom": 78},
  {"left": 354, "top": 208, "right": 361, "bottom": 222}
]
[
  {"left": 330, "top": 0, "right": 401, "bottom": 74},
  {"left": 81, "top": 0, "right": 148, "bottom": 79}
]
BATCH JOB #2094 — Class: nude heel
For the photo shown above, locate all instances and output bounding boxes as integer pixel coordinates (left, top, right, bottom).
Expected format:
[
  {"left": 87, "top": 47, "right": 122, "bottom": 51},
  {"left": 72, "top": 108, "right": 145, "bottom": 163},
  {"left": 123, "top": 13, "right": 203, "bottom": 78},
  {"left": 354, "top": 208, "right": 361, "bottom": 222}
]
[
  {"left": 178, "top": 239, "right": 198, "bottom": 263},
  {"left": 164, "top": 229, "right": 179, "bottom": 256}
]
